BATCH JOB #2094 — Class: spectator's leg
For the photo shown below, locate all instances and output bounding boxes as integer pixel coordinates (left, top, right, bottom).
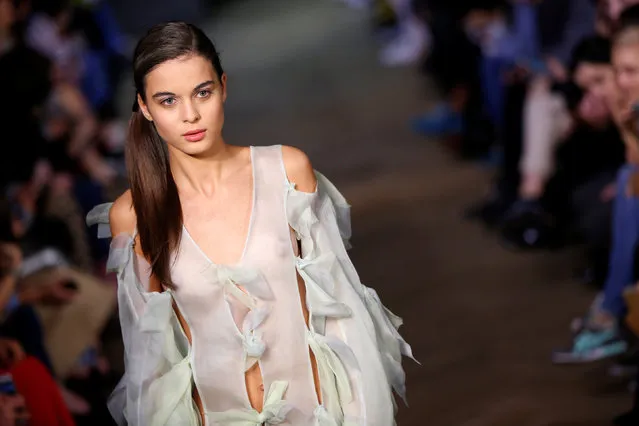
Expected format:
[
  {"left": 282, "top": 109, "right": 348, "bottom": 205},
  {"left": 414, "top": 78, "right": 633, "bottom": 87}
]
[
  {"left": 519, "top": 79, "right": 572, "bottom": 200},
  {"left": 600, "top": 167, "right": 639, "bottom": 319},
  {"left": 553, "top": 166, "right": 638, "bottom": 363}
]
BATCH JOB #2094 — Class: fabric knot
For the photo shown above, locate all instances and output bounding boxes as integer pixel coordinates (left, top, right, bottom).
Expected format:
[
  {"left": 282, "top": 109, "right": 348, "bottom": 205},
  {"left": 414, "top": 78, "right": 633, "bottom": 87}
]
[
  {"left": 201, "top": 264, "right": 273, "bottom": 310},
  {"left": 242, "top": 307, "right": 270, "bottom": 370},
  {"left": 285, "top": 180, "right": 297, "bottom": 192},
  {"left": 243, "top": 332, "right": 266, "bottom": 359},
  {"left": 314, "top": 406, "right": 339, "bottom": 426}
]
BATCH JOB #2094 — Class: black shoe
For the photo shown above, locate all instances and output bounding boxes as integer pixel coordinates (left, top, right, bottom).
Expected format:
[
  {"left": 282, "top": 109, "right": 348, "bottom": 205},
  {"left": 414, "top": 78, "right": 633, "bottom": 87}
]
[{"left": 499, "top": 200, "right": 560, "bottom": 250}]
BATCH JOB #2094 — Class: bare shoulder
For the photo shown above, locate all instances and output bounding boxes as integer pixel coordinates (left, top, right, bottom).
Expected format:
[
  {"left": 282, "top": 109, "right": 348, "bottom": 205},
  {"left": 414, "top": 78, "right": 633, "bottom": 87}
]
[
  {"left": 281, "top": 145, "right": 317, "bottom": 193},
  {"left": 109, "top": 190, "right": 136, "bottom": 236}
]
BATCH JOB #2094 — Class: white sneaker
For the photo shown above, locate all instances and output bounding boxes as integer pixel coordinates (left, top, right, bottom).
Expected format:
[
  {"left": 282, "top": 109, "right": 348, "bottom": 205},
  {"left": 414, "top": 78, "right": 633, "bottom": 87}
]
[{"left": 378, "top": 18, "right": 429, "bottom": 67}]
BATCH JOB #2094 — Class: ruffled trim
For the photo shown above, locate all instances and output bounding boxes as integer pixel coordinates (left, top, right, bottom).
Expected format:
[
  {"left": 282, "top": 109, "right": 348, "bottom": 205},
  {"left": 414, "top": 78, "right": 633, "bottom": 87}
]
[
  {"left": 285, "top": 170, "right": 416, "bottom": 408},
  {"left": 86, "top": 203, "right": 199, "bottom": 425},
  {"left": 307, "top": 330, "right": 359, "bottom": 423},
  {"left": 86, "top": 202, "right": 114, "bottom": 239},
  {"left": 313, "top": 406, "right": 360, "bottom": 426},
  {"left": 361, "top": 286, "right": 418, "bottom": 405},
  {"left": 296, "top": 254, "right": 352, "bottom": 334},
  {"left": 286, "top": 172, "right": 352, "bottom": 252}
]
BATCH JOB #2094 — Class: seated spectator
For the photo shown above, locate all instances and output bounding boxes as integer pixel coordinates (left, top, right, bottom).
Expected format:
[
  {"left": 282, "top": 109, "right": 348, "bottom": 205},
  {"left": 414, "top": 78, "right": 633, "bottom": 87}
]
[
  {"left": 553, "top": 18, "right": 639, "bottom": 365},
  {"left": 468, "top": 0, "right": 598, "bottom": 228}
]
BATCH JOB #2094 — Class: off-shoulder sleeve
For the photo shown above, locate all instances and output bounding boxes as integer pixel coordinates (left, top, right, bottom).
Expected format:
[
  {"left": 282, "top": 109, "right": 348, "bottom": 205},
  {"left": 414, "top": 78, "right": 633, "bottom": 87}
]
[
  {"left": 286, "top": 173, "right": 417, "bottom": 425},
  {"left": 86, "top": 203, "right": 200, "bottom": 426}
]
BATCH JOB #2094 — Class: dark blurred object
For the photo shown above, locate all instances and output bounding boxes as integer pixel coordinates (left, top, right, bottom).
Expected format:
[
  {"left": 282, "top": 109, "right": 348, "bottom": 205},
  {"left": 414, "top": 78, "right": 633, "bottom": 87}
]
[
  {"left": 536, "top": 0, "right": 571, "bottom": 51},
  {"left": 499, "top": 200, "right": 560, "bottom": 250},
  {"left": 0, "top": 44, "right": 52, "bottom": 188},
  {"left": 464, "top": 189, "right": 514, "bottom": 228},
  {"left": 0, "top": 200, "right": 16, "bottom": 244},
  {"left": 618, "top": 4, "right": 639, "bottom": 30},
  {"left": 372, "top": 0, "right": 398, "bottom": 32},
  {"left": 22, "top": 217, "right": 75, "bottom": 262},
  {"left": 62, "top": 280, "right": 78, "bottom": 291}
]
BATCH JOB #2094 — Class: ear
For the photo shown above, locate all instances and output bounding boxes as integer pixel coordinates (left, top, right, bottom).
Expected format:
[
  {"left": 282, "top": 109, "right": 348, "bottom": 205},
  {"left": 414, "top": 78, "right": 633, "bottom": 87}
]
[
  {"left": 137, "top": 94, "right": 153, "bottom": 121},
  {"left": 220, "top": 73, "right": 228, "bottom": 103}
]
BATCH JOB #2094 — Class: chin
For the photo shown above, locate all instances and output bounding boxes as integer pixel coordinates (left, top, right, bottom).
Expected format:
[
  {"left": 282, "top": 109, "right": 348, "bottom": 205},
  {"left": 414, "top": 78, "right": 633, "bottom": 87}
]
[{"left": 181, "top": 139, "right": 217, "bottom": 156}]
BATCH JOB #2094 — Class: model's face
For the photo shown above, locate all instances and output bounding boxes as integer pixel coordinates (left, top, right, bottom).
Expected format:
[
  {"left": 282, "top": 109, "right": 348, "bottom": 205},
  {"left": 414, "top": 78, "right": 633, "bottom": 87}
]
[
  {"left": 138, "top": 54, "right": 227, "bottom": 157},
  {"left": 613, "top": 43, "right": 639, "bottom": 104},
  {"left": 574, "top": 62, "right": 616, "bottom": 100}
]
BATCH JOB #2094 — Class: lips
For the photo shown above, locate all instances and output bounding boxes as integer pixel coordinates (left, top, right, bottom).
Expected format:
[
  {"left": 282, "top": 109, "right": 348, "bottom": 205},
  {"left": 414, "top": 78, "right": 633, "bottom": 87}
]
[{"left": 182, "top": 129, "right": 207, "bottom": 142}]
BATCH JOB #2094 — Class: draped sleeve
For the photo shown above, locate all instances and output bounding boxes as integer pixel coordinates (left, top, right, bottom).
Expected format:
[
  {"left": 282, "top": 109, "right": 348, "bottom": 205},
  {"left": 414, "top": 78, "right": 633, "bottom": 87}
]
[
  {"left": 286, "top": 172, "right": 417, "bottom": 425},
  {"left": 86, "top": 203, "right": 200, "bottom": 426}
]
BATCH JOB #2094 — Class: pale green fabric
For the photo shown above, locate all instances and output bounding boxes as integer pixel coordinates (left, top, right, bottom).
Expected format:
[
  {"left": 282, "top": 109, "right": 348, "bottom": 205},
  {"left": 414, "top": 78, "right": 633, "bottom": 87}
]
[{"left": 207, "top": 381, "right": 291, "bottom": 425}]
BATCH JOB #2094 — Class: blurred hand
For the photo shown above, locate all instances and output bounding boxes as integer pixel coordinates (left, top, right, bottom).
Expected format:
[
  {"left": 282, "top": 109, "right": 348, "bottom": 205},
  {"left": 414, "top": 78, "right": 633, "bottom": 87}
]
[
  {"left": 0, "top": 394, "right": 29, "bottom": 426},
  {"left": 0, "top": 245, "right": 21, "bottom": 279},
  {"left": 546, "top": 57, "right": 568, "bottom": 82},
  {"left": 0, "top": 339, "right": 24, "bottom": 369},
  {"left": 19, "top": 268, "right": 78, "bottom": 306},
  {"left": 600, "top": 183, "right": 617, "bottom": 202},
  {"left": 31, "top": 160, "right": 53, "bottom": 192}
]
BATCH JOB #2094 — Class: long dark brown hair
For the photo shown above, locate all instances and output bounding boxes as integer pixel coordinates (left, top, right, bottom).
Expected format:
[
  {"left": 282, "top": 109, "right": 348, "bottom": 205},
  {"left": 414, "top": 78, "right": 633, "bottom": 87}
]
[{"left": 127, "top": 22, "right": 224, "bottom": 288}]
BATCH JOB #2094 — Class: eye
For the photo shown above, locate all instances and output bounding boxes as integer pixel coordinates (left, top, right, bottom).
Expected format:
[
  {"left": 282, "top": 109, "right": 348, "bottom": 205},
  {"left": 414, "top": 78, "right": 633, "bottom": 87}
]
[
  {"left": 161, "top": 97, "right": 176, "bottom": 106},
  {"left": 196, "top": 90, "right": 211, "bottom": 98}
]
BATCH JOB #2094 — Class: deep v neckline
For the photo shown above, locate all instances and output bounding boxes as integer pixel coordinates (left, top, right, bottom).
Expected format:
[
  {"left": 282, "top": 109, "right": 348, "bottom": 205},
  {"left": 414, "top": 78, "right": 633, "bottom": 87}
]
[{"left": 181, "top": 146, "right": 256, "bottom": 267}]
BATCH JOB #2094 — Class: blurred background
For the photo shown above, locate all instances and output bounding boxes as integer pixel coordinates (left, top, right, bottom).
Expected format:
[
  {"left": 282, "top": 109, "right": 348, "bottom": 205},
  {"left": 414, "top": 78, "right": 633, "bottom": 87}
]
[{"left": 3, "top": 0, "right": 639, "bottom": 425}]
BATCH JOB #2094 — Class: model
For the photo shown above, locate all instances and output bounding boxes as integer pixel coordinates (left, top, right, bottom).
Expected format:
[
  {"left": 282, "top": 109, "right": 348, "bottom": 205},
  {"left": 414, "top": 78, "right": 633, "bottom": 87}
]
[{"left": 87, "top": 21, "right": 415, "bottom": 426}]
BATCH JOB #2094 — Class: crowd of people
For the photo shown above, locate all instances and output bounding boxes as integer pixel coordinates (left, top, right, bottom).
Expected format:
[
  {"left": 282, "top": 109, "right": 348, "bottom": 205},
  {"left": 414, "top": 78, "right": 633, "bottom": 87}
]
[
  {"left": 338, "top": 0, "right": 639, "bottom": 423},
  {"left": 0, "top": 0, "right": 128, "bottom": 424}
]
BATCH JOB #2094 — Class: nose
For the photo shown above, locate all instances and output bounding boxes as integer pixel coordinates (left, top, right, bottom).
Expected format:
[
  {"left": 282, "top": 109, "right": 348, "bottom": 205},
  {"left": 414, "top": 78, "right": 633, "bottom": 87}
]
[{"left": 181, "top": 99, "right": 200, "bottom": 123}]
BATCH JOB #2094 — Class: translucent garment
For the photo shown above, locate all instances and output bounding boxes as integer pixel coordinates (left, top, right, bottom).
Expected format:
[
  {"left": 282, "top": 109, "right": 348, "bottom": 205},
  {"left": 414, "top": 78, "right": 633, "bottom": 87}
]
[{"left": 86, "top": 145, "right": 416, "bottom": 426}]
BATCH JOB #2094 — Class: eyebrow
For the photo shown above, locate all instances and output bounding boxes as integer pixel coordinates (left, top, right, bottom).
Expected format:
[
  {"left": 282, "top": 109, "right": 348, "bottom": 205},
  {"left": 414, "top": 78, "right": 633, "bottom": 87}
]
[{"left": 151, "top": 80, "right": 216, "bottom": 99}]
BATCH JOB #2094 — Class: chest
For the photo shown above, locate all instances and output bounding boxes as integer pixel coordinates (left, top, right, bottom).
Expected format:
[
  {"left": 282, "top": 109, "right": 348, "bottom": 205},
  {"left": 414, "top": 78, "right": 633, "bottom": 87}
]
[{"left": 181, "top": 172, "right": 254, "bottom": 266}]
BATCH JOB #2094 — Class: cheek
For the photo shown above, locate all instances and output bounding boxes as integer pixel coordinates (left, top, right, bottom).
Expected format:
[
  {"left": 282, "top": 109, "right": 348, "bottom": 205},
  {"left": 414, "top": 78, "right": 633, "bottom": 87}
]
[
  {"left": 201, "top": 98, "right": 225, "bottom": 129},
  {"left": 149, "top": 110, "right": 181, "bottom": 144}
]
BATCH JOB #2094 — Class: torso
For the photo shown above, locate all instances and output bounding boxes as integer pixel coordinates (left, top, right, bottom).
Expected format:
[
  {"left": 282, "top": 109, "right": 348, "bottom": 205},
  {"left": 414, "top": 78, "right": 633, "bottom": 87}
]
[{"left": 167, "top": 145, "right": 321, "bottom": 425}]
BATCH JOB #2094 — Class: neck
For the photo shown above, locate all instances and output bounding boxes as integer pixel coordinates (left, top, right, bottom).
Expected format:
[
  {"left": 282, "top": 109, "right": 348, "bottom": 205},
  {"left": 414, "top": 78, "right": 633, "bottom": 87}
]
[{"left": 169, "top": 139, "right": 236, "bottom": 196}]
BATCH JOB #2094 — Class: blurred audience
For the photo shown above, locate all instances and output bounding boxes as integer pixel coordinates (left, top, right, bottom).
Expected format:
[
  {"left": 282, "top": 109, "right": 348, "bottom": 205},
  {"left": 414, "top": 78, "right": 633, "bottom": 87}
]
[
  {"left": 0, "top": 0, "right": 123, "bottom": 423},
  {"left": 342, "top": 0, "right": 639, "bottom": 423}
]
